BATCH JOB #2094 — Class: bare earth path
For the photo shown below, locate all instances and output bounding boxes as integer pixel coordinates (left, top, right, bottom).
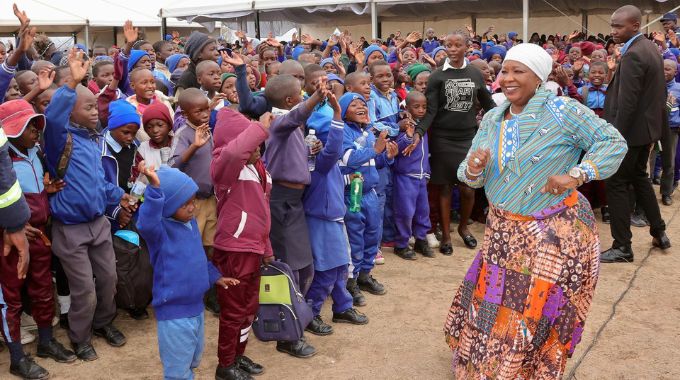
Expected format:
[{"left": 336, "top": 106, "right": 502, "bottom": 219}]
[{"left": 2, "top": 197, "right": 678, "bottom": 379}]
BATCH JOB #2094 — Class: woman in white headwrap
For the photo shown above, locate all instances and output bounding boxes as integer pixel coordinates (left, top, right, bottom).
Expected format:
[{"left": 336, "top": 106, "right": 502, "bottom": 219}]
[{"left": 443, "top": 44, "right": 628, "bottom": 379}]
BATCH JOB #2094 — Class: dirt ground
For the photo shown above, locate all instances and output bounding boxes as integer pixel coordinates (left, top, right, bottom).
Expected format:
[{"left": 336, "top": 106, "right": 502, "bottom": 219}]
[{"left": 2, "top": 197, "right": 679, "bottom": 380}]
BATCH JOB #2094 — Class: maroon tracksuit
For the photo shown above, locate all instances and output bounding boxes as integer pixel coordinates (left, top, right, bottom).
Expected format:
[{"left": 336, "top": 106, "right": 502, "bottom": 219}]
[
  {"left": 0, "top": 191, "right": 54, "bottom": 343},
  {"left": 213, "top": 250, "right": 262, "bottom": 367}
]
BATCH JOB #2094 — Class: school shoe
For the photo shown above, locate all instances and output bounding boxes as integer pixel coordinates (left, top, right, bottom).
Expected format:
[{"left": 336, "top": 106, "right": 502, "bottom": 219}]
[
  {"left": 9, "top": 356, "right": 49, "bottom": 380},
  {"left": 332, "top": 308, "right": 369, "bottom": 325},
  {"left": 215, "top": 364, "right": 253, "bottom": 380},
  {"left": 394, "top": 246, "right": 417, "bottom": 260},
  {"left": 600, "top": 246, "right": 634, "bottom": 263},
  {"left": 414, "top": 239, "right": 435, "bottom": 258},
  {"left": 630, "top": 213, "right": 649, "bottom": 228},
  {"left": 601, "top": 207, "right": 610, "bottom": 224},
  {"left": 652, "top": 232, "right": 672, "bottom": 249},
  {"left": 346, "top": 278, "right": 366, "bottom": 307},
  {"left": 357, "top": 272, "right": 386, "bottom": 295},
  {"left": 128, "top": 307, "right": 149, "bottom": 320},
  {"left": 37, "top": 338, "right": 77, "bottom": 363},
  {"left": 662, "top": 195, "right": 673, "bottom": 206},
  {"left": 236, "top": 355, "right": 264, "bottom": 375},
  {"left": 306, "top": 316, "right": 334, "bottom": 336},
  {"left": 426, "top": 233, "right": 440, "bottom": 248},
  {"left": 374, "top": 250, "right": 385, "bottom": 265},
  {"left": 71, "top": 342, "right": 98, "bottom": 361},
  {"left": 93, "top": 324, "right": 126, "bottom": 347},
  {"left": 276, "top": 339, "right": 317, "bottom": 358},
  {"left": 439, "top": 243, "right": 453, "bottom": 256}
]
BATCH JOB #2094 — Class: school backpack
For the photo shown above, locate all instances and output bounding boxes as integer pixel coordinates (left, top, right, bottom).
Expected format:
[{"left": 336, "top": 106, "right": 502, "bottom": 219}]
[
  {"left": 252, "top": 260, "right": 313, "bottom": 342},
  {"left": 112, "top": 229, "right": 153, "bottom": 311}
]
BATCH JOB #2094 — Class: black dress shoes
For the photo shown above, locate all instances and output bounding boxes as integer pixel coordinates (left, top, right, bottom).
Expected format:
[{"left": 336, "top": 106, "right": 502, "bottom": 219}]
[
  {"left": 94, "top": 324, "right": 126, "bottom": 347},
  {"left": 652, "top": 232, "right": 672, "bottom": 249},
  {"left": 37, "top": 338, "right": 77, "bottom": 363},
  {"left": 346, "top": 278, "right": 366, "bottom": 307},
  {"left": 276, "top": 339, "right": 317, "bottom": 358},
  {"left": 306, "top": 316, "right": 334, "bottom": 336},
  {"left": 9, "top": 356, "right": 49, "bottom": 380},
  {"left": 332, "top": 308, "right": 369, "bottom": 325},
  {"left": 439, "top": 242, "right": 453, "bottom": 256},
  {"left": 236, "top": 355, "right": 264, "bottom": 375},
  {"left": 600, "top": 246, "right": 634, "bottom": 263},
  {"left": 394, "top": 247, "right": 417, "bottom": 260},
  {"left": 216, "top": 364, "right": 253, "bottom": 380},
  {"left": 414, "top": 239, "right": 435, "bottom": 257},
  {"left": 72, "top": 342, "right": 98, "bottom": 361}
]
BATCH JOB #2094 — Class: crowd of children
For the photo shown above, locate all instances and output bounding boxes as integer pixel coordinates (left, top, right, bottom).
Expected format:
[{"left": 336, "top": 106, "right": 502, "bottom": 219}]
[{"left": 1, "top": 2, "right": 679, "bottom": 379}]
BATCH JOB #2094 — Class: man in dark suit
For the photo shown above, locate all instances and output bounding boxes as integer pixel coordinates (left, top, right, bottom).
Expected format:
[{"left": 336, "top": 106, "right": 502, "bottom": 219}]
[{"left": 601, "top": 5, "right": 672, "bottom": 263}]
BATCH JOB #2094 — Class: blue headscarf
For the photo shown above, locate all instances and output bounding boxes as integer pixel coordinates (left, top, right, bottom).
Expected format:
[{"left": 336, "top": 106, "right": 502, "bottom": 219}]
[
  {"left": 166, "top": 54, "right": 189, "bottom": 73},
  {"left": 483, "top": 45, "right": 507, "bottom": 62},
  {"left": 128, "top": 49, "right": 150, "bottom": 72}
]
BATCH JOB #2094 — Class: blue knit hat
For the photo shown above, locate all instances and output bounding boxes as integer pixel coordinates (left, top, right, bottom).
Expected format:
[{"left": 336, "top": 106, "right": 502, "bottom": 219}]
[
  {"left": 292, "top": 45, "right": 306, "bottom": 61},
  {"left": 108, "top": 100, "right": 140, "bottom": 130},
  {"left": 327, "top": 73, "right": 344, "bottom": 84},
  {"left": 320, "top": 57, "right": 337, "bottom": 71},
  {"left": 155, "top": 167, "right": 199, "bottom": 218},
  {"left": 339, "top": 92, "right": 367, "bottom": 119},
  {"left": 166, "top": 54, "right": 189, "bottom": 73},
  {"left": 128, "top": 49, "right": 150, "bottom": 72},
  {"left": 363, "top": 44, "right": 387, "bottom": 65},
  {"left": 431, "top": 46, "right": 447, "bottom": 60}
]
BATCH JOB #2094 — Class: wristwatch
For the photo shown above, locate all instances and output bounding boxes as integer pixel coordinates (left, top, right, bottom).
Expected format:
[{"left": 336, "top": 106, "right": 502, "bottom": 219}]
[{"left": 568, "top": 167, "right": 585, "bottom": 186}]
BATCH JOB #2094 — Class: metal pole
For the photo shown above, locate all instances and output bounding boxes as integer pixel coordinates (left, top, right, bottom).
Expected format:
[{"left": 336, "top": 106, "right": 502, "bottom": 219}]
[
  {"left": 160, "top": 9, "right": 167, "bottom": 39},
  {"left": 522, "top": 0, "right": 528, "bottom": 42},
  {"left": 581, "top": 9, "right": 588, "bottom": 35},
  {"left": 84, "top": 20, "right": 90, "bottom": 54},
  {"left": 255, "top": 10, "right": 261, "bottom": 39},
  {"left": 371, "top": 0, "right": 378, "bottom": 40}
]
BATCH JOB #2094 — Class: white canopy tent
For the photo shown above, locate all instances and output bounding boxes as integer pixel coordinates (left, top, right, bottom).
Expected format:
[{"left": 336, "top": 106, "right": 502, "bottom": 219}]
[{"left": 161, "top": 0, "right": 675, "bottom": 40}]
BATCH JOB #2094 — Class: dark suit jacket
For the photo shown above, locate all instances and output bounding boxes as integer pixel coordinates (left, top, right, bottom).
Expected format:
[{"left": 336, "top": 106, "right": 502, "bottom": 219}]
[{"left": 603, "top": 35, "right": 667, "bottom": 147}]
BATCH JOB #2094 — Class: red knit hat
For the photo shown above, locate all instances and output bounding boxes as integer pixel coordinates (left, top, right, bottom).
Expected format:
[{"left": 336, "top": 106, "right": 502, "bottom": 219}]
[
  {"left": 0, "top": 99, "right": 45, "bottom": 138},
  {"left": 142, "top": 102, "right": 172, "bottom": 127}
]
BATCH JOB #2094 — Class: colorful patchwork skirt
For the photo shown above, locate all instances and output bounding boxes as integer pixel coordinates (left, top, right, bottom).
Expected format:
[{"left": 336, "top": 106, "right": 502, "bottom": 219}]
[{"left": 444, "top": 191, "right": 599, "bottom": 379}]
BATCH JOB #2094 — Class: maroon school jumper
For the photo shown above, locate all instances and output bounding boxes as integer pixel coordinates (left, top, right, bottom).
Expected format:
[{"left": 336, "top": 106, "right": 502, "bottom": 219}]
[
  {"left": 211, "top": 108, "right": 273, "bottom": 367},
  {"left": 0, "top": 189, "right": 54, "bottom": 342}
]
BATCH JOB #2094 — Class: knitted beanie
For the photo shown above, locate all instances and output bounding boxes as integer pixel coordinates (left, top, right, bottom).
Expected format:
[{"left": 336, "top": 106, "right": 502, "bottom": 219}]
[
  {"left": 142, "top": 102, "right": 172, "bottom": 127},
  {"left": 108, "top": 100, "right": 140, "bottom": 130},
  {"left": 156, "top": 167, "right": 199, "bottom": 218},
  {"left": 184, "top": 31, "right": 216, "bottom": 62},
  {"left": 166, "top": 54, "right": 189, "bottom": 73},
  {"left": 128, "top": 49, "right": 150, "bottom": 72},
  {"left": 339, "top": 92, "right": 367, "bottom": 119}
]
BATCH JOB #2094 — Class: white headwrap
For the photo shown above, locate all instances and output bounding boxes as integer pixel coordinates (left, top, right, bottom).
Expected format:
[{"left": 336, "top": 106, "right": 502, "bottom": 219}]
[{"left": 504, "top": 43, "right": 553, "bottom": 82}]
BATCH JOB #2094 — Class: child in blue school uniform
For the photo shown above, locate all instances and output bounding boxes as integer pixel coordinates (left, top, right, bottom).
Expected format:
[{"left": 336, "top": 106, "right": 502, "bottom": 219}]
[
  {"left": 303, "top": 93, "right": 368, "bottom": 336},
  {"left": 392, "top": 91, "right": 434, "bottom": 260},
  {"left": 340, "top": 92, "right": 398, "bottom": 307}
]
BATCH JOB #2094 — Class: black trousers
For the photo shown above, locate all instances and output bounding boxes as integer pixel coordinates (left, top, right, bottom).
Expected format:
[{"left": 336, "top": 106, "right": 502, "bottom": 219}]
[{"left": 605, "top": 144, "right": 666, "bottom": 248}]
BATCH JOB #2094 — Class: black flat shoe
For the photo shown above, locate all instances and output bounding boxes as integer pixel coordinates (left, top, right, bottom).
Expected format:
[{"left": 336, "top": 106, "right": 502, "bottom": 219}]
[
  {"left": 652, "top": 232, "right": 672, "bottom": 249},
  {"left": 439, "top": 243, "right": 453, "bottom": 256},
  {"left": 332, "top": 308, "right": 368, "bottom": 325},
  {"left": 305, "top": 316, "right": 334, "bottom": 336},
  {"left": 460, "top": 233, "right": 477, "bottom": 249},
  {"left": 37, "top": 338, "right": 77, "bottom": 363},
  {"left": 94, "top": 324, "right": 126, "bottom": 347},
  {"left": 394, "top": 247, "right": 417, "bottom": 260},
  {"left": 600, "top": 246, "right": 634, "bottom": 263},
  {"left": 236, "top": 355, "right": 264, "bottom": 375},
  {"left": 357, "top": 272, "right": 386, "bottom": 295},
  {"left": 216, "top": 364, "right": 253, "bottom": 380},
  {"left": 72, "top": 342, "right": 98, "bottom": 361},
  {"left": 9, "top": 356, "right": 49, "bottom": 380},
  {"left": 276, "top": 339, "right": 317, "bottom": 358},
  {"left": 128, "top": 307, "right": 149, "bottom": 320}
]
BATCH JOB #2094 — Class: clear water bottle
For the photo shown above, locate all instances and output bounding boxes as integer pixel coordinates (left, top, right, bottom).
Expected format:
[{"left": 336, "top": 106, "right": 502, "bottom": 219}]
[
  {"left": 354, "top": 131, "right": 369, "bottom": 149},
  {"left": 128, "top": 175, "right": 148, "bottom": 206},
  {"left": 160, "top": 147, "right": 172, "bottom": 167},
  {"left": 305, "top": 130, "right": 319, "bottom": 172}
]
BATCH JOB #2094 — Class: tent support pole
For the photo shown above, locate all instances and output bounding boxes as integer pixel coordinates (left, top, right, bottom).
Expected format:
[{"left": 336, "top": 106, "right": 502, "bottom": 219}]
[
  {"left": 581, "top": 9, "right": 587, "bottom": 35},
  {"left": 160, "top": 8, "right": 167, "bottom": 39},
  {"left": 522, "top": 0, "right": 528, "bottom": 42},
  {"left": 371, "top": 0, "right": 378, "bottom": 40},
  {"left": 85, "top": 21, "right": 90, "bottom": 53},
  {"left": 255, "top": 10, "right": 261, "bottom": 39}
]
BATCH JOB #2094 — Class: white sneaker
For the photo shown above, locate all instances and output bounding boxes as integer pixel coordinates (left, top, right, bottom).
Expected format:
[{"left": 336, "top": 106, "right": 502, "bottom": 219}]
[
  {"left": 20, "top": 327, "right": 35, "bottom": 345},
  {"left": 375, "top": 250, "right": 385, "bottom": 265},
  {"left": 426, "top": 233, "right": 440, "bottom": 248}
]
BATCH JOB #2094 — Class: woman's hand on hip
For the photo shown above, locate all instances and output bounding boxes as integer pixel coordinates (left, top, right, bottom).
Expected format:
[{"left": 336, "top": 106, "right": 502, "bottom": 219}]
[{"left": 540, "top": 174, "right": 579, "bottom": 195}]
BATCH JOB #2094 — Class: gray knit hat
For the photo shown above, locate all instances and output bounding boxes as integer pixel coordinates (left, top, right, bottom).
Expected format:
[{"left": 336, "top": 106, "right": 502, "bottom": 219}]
[{"left": 184, "top": 31, "right": 216, "bottom": 62}]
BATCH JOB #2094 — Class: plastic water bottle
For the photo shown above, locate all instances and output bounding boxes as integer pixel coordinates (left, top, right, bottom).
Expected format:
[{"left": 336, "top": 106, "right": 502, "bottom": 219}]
[
  {"left": 128, "top": 174, "right": 149, "bottom": 206},
  {"left": 354, "top": 131, "right": 369, "bottom": 149},
  {"left": 349, "top": 172, "right": 363, "bottom": 213},
  {"left": 305, "top": 130, "right": 319, "bottom": 171},
  {"left": 160, "top": 147, "right": 172, "bottom": 167}
]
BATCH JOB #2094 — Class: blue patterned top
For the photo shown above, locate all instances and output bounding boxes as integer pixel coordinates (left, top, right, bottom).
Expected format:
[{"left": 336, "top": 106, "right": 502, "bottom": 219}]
[{"left": 458, "top": 89, "right": 628, "bottom": 215}]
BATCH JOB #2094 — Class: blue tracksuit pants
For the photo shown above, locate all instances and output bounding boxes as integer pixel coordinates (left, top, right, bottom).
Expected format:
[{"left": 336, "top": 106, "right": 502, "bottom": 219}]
[
  {"left": 393, "top": 175, "right": 431, "bottom": 248},
  {"left": 306, "top": 265, "right": 353, "bottom": 316},
  {"left": 344, "top": 189, "right": 380, "bottom": 276}
]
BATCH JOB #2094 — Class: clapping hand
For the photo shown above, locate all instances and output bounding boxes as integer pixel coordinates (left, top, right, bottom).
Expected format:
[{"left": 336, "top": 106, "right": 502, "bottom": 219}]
[
  {"left": 193, "top": 124, "right": 211, "bottom": 148},
  {"left": 374, "top": 130, "right": 388, "bottom": 154}
]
